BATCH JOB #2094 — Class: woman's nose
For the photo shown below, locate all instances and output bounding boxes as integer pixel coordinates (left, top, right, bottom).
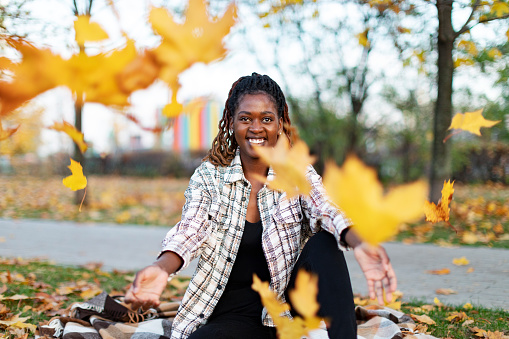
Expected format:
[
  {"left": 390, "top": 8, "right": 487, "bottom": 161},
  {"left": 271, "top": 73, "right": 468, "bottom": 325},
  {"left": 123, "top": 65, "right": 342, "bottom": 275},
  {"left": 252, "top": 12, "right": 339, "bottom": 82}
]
[{"left": 249, "top": 119, "right": 263, "bottom": 132}]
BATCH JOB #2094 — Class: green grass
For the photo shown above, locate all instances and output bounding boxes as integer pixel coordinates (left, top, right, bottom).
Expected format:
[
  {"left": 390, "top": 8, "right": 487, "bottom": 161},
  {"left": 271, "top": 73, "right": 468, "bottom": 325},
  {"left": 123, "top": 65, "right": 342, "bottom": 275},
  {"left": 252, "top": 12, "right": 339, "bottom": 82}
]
[
  {"left": 401, "top": 300, "right": 509, "bottom": 338},
  {"left": 1, "top": 258, "right": 508, "bottom": 339}
]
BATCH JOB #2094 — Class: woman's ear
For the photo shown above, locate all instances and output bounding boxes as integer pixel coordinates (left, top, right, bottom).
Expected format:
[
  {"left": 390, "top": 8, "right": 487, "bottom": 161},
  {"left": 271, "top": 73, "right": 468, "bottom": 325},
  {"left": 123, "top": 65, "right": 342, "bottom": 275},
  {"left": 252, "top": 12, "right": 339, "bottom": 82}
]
[{"left": 278, "top": 119, "right": 283, "bottom": 136}]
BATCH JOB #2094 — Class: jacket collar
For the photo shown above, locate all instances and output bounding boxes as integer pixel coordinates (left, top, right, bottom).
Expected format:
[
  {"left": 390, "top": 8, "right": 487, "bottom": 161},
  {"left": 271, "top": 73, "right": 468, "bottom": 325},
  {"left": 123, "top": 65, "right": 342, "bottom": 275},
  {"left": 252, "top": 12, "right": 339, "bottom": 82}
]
[{"left": 223, "top": 148, "right": 276, "bottom": 184}]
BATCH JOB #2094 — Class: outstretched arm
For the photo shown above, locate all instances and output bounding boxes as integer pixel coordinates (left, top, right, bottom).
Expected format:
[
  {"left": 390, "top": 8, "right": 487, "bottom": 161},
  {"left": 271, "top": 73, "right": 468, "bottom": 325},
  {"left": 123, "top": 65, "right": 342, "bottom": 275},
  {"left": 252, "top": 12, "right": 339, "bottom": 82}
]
[
  {"left": 345, "top": 229, "right": 398, "bottom": 305},
  {"left": 125, "top": 251, "right": 183, "bottom": 310}
]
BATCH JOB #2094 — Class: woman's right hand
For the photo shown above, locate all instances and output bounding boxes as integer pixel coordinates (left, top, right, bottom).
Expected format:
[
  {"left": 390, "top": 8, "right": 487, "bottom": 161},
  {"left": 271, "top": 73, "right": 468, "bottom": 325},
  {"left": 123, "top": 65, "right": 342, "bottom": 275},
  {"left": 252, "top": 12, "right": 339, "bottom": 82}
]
[{"left": 125, "top": 263, "right": 170, "bottom": 310}]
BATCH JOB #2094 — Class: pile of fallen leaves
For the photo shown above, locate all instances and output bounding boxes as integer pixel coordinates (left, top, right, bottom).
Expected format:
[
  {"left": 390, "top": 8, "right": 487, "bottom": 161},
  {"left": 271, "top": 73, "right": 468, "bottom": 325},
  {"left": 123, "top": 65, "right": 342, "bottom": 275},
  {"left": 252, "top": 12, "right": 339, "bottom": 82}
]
[
  {"left": 0, "top": 257, "right": 189, "bottom": 339},
  {"left": 0, "top": 175, "right": 187, "bottom": 226},
  {"left": 397, "top": 182, "right": 509, "bottom": 248}
]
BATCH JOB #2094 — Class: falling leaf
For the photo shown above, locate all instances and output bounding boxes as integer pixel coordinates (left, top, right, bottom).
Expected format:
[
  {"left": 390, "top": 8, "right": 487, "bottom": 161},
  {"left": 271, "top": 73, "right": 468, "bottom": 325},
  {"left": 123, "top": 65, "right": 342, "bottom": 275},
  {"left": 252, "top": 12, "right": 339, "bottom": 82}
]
[
  {"left": 0, "top": 120, "right": 19, "bottom": 141},
  {"left": 253, "top": 137, "right": 315, "bottom": 198},
  {"left": 411, "top": 314, "right": 436, "bottom": 325},
  {"left": 452, "top": 256, "right": 470, "bottom": 266},
  {"left": 424, "top": 180, "right": 454, "bottom": 224},
  {"left": 0, "top": 39, "right": 65, "bottom": 117},
  {"left": 48, "top": 121, "right": 88, "bottom": 153},
  {"left": 491, "top": 1, "right": 509, "bottom": 17},
  {"left": 252, "top": 271, "right": 321, "bottom": 339},
  {"left": 62, "top": 158, "right": 87, "bottom": 191},
  {"left": 149, "top": 0, "right": 237, "bottom": 104},
  {"left": 447, "top": 109, "right": 501, "bottom": 137},
  {"left": 435, "top": 288, "right": 457, "bottom": 295},
  {"left": 288, "top": 270, "right": 319, "bottom": 322},
  {"left": 74, "top": 15, "right": 109, "bottom": 46},
  {"left": 323, "top": 155, "right": 428, "bottom": 245},
  {"left": 426, "top": 268, "right": 450, "bottom": 275}
]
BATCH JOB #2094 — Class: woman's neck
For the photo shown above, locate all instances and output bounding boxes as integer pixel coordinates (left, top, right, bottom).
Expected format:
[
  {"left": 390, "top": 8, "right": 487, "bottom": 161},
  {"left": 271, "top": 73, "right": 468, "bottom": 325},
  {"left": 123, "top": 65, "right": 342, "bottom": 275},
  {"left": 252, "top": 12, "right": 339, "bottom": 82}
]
[{"left": 240, "top": 155, "right": 269, "bottom": 183}]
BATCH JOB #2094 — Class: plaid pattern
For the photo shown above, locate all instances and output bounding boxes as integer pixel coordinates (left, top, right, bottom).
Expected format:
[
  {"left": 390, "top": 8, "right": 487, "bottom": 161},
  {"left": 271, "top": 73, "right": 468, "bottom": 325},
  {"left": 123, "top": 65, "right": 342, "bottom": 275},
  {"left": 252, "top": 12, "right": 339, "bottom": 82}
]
[
  {"left": 161, "top": 149, "right": 352, "bottom": 339},
  {"left": 355, "top": 306, "right": 439, "bottom": 339},
  {"left": 60, "top": 316, "right": 172, "bottom": 339}
]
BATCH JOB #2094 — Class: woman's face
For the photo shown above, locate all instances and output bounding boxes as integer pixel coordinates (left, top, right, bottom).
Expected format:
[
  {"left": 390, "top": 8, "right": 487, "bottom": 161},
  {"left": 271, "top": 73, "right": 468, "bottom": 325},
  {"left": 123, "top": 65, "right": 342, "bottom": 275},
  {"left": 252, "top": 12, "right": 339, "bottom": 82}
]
[{"left": 231, "top": 93, "right": 282, "bottom": 162}]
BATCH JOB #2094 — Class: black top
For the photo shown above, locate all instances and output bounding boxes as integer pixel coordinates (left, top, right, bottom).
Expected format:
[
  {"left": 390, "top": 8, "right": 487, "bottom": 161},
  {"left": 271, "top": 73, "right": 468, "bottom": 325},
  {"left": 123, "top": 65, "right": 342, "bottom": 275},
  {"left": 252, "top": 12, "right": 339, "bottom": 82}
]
[{"left": 209, "top": 220, "right": 271, "bottom": 320}]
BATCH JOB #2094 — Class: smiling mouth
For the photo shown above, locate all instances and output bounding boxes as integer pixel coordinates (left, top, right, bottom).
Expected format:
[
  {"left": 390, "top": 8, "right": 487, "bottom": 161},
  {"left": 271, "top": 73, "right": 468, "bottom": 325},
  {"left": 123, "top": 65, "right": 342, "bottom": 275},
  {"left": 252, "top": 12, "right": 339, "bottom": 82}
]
[{"left": 247, "top": 138, "right": 265, "bottom": 146}]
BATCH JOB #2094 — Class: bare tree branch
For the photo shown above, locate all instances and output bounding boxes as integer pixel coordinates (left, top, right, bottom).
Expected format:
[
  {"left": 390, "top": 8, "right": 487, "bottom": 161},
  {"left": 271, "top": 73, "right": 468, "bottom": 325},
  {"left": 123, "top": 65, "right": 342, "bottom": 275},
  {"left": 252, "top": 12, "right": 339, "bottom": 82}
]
[{"left": 454, "top": 0, "right": 481, "bottom": 38}]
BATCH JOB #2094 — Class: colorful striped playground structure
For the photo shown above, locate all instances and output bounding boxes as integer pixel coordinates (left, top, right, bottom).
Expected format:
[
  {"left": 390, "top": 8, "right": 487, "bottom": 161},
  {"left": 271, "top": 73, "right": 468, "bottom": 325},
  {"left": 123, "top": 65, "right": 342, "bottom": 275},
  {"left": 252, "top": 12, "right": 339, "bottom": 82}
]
[{"left": 171, "top": 99, "right": 222, "bottom": 152}]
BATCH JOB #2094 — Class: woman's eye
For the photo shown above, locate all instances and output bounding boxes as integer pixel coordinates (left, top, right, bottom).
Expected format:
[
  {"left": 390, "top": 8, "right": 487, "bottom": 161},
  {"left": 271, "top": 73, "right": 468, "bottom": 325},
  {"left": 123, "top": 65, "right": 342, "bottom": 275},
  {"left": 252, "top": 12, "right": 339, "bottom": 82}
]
[{"left": 263, "top": 117, "right": 273, "bottom": 122}]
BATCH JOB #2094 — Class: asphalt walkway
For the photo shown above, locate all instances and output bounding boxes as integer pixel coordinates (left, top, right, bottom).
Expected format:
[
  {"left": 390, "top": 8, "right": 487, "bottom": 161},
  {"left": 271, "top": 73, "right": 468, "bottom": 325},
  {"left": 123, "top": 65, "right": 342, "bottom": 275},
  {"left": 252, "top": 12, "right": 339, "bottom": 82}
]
[{"left": 1, "top": 218, "right": 508, "bottom": 310}]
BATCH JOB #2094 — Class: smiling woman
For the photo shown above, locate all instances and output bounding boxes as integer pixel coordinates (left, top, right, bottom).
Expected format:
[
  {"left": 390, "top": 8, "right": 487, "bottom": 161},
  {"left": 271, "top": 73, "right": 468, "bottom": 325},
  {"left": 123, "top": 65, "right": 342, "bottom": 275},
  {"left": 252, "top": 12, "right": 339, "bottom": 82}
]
[{"left": 125, "top": 73, "right": 398, "bottom": 339}]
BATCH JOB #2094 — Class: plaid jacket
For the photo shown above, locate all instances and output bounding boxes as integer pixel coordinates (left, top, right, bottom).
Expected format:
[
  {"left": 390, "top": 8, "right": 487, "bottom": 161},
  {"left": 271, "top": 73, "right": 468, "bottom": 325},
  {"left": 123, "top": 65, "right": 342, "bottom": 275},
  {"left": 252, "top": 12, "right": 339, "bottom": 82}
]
[{"left": 160, "top": 150, "right": 352, "bottom": 339}]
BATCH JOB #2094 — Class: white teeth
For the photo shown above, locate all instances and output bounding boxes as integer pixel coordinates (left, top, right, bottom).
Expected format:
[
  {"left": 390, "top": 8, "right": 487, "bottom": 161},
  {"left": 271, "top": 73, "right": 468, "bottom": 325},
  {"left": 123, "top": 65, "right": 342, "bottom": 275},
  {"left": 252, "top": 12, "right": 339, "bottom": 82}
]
[{"left": 248, "top": 139, "right": 264, "bottom": 145}]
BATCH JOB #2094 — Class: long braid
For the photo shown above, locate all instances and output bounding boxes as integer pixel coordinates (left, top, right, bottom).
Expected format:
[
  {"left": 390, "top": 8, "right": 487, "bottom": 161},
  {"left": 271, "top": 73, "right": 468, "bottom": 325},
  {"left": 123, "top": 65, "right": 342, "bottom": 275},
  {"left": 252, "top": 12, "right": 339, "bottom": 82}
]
[{"left": 205, "top": 73, "right": 293, "bottom": 167}]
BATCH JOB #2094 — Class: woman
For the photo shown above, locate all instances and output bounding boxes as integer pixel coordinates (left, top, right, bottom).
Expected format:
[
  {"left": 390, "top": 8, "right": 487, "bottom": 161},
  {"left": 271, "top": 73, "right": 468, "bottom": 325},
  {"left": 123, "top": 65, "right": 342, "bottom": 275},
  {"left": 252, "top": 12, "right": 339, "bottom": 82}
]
[{"left": 125, "top": 73, "right": 397, "bottom": 339}]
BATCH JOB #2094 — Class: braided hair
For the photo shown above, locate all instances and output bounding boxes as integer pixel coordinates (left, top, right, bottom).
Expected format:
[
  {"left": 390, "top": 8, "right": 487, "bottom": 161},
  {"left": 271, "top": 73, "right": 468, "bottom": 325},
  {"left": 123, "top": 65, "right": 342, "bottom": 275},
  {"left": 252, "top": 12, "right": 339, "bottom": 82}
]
[{"left": 205, "top": 73, "right": 293, "bottom": 167}]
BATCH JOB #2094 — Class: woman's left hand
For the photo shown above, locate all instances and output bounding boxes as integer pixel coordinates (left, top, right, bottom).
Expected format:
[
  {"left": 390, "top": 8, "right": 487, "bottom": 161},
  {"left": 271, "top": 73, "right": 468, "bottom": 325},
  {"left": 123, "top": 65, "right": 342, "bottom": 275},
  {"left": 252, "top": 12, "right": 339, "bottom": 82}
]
[{"left": 353, "top": 243, "right": 397, "bottom": 305}]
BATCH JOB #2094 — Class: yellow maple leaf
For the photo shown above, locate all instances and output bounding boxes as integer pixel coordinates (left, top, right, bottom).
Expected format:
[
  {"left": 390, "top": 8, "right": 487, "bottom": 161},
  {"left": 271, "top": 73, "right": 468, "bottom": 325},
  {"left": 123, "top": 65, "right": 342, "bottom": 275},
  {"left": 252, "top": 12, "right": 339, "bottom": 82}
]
[
  {"left": 48, "top": 121, "right": 88, "bottom": 154},
  {"left": 0, "top": 39, "right": 65, "bottom": 117},
  {"left": 251, "top": 274, "right": 290, "bottom": 320},
  {"left": 252, "top": 271, "right": 321, "bottom": 339},
  {"left": 424, "top": 180, "right": 454, "bottom": 223},
  {"left": 60, "top": 41, "right": 138, "bottom": 106},
  {"left": 63, "top": 158, "right": 87, "bottom": 191},
  {"left": 149, "top": 0, "right": 237, "bottom": 92},
  {"left": 452, "top": 256, "right": 470, "bottom": 266},
  {"left": 253, "top": 137, "right": 315, "bottom": 198},
  {"left": 288, "top": 270, "right": 321, "bottom": 329},
  {"left": 491, "top": 1, "right": 509, "bottom": 17},
  {"left": 0, "top": 120, "right": 19, "bottom": 141},
  {"left": 323, "top": 155, "right": 428, "bottom": 246},
  {"left": 448, "top": 109, "right": 501, "bottom": 137},
  {"left": 74, "top": 15, "right": 109, "bottom": 46}
]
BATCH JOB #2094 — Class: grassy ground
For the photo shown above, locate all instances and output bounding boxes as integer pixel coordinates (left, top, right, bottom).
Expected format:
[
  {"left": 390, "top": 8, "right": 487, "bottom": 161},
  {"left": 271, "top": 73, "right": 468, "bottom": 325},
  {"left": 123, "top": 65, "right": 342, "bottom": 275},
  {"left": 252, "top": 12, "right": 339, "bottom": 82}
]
[
  {"left": 0, "top": 258, "right": 507, "bottom": 339},
  {"left": 396, "top": 182, "right": 509, "bottom": 249},
  {"left": 1, "top": 175, "right": 508, "bottom": 248}
]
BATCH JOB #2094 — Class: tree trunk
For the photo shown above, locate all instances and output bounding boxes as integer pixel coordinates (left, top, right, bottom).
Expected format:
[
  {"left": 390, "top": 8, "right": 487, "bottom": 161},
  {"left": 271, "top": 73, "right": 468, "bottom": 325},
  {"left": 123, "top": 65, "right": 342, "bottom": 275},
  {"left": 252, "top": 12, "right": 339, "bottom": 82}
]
[
  {"left": 430, "top": 0, "right": 455, "bottom": 201},
  {"left": 74, "top": 99, "right": 87, "bottom": 205}
]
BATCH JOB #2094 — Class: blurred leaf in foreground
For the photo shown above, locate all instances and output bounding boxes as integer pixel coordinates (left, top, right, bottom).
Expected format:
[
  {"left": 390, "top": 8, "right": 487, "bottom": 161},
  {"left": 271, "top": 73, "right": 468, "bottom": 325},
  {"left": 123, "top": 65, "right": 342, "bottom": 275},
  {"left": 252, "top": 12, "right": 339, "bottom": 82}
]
[
  {"left": 323, "top": 155, "right": 428, "bottom": 246},
  {"left": 253, "top": 137, "right": 315, "bottom": 198},
  {"left": 48, "top": 121, "right": 88, "bottom": 154}
]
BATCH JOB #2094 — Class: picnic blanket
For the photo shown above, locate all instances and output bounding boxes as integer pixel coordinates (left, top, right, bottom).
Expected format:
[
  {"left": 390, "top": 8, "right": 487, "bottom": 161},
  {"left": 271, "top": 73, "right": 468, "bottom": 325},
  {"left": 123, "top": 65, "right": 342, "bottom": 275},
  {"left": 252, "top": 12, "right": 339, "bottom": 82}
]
[{"left": 37, "top": 292, "right": 438, "bottom": 339}]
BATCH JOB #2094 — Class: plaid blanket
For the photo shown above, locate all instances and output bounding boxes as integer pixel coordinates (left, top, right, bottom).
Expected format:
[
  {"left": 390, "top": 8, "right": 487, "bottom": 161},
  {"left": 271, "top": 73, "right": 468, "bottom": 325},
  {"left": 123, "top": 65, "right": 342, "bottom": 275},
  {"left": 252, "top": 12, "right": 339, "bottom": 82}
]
[{"left": 37, "top": 292, "right": 438, "bottom": 339}]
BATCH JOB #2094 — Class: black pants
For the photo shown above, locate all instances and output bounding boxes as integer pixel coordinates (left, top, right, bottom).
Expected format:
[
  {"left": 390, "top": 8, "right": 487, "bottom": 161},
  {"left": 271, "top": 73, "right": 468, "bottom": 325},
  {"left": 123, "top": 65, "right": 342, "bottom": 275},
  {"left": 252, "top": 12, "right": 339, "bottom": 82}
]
[{"left": 188, "top": 231, "right": 357, "bottom": 339}]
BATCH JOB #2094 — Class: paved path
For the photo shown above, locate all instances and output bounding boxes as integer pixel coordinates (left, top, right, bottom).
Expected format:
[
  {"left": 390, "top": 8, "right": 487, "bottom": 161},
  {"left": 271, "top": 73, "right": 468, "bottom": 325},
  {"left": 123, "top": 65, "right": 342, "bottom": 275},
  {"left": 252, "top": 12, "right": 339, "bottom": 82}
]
[{"left": 1, "top": 218, "right": 508, "bottom": 310}]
